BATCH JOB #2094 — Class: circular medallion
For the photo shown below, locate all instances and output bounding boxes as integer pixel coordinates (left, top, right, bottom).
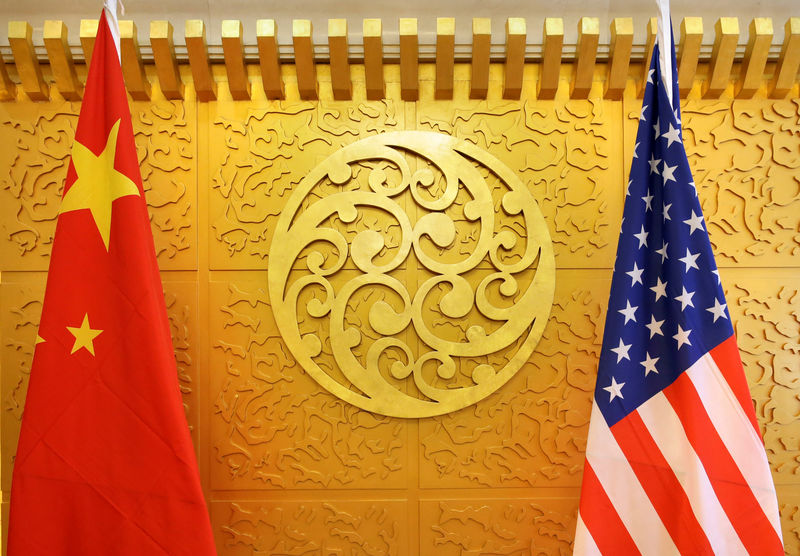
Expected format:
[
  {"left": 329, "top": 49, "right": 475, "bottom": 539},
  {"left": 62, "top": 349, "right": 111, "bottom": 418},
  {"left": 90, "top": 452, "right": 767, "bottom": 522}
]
[{"left": 268, "top": 131, "right": 555, "bottom": 418}]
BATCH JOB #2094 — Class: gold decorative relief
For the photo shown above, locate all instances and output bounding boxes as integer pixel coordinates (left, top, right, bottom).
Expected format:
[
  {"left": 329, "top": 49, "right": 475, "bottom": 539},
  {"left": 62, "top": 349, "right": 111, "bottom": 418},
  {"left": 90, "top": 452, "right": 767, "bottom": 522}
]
[
  {"left": 419, "top": 499, "right": 576, "bottom": 555},
  {"left": 162, "top": 279, "right": 200, "bottom": 443},
  {"left": 210, "top": 279, "right": 407, "bottom": 489},
  {"left": 0, "top": 102, "right": 78, "bottom": 270},
  {"left": 211, "top": 499, "right": 408, "bottom": 555},
  {"left": 780, "top": 499, "right": 800, "bottom": 552},
  {"left": 720, "top": 269, "right": 800, "bottom": 484},
  {"left": 0, "top": 275, "right": 46, "bottom": 492},
  {"left": 131, "top": 100, "right": 198, "bottom": 270},
  {"left": 268, "top": 131, "right": 555, "bottom": 418},
  {"left": 209, "top": 100, "right": 402, "bottom": 269},
  {"left": 418, "top": 270, "right": 606, "bottom": 487},
  {"left": 418, "top": 96, "right": 623, "bottom": 269},
  {"left": 684, "top": 99, "right": 800, "bottom": 267}
]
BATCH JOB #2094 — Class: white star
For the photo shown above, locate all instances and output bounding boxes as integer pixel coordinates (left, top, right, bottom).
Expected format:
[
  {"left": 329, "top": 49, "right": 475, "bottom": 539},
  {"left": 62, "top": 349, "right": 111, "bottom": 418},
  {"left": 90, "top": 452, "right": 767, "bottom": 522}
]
[
  {"left": 683, "top": 211, "right": 705, "bottom": 235},
  {"left": 650, "top": 277, "right": 668, "bottom": 301},
  {"left": 663, "top": 202, "right": 672, "bottom": 221},
  {"left": 645, "top": 315, "right": 665, "bottom": 338},
  {"left": 648, "top": 154, "right": 661, "bottom": 175},
  {"left": 653, "top": 117, "right": 660, "bottom": 139},
  {"left": 640, "top": 104, "right": 649, "bottom": 121},
  {"left": 641, "top": 352, "right": 660, "bottom": 376},
  {"left": 712, "top": 269, "right": 721, "bottom": 284},
  {"left": 675, "top": 286, "right": 696, "bottom": 310},
  {"left": 662, "top": 163, "right": 677, "bottom": 185},
  {"left": 610, "top": 338, "right": 632, "bottom": 363},
  {"left": 661, "top": 123, "right": 681, "bottom": 148},
  {"left": 647, "top": 69, "right": 655, "bottom": 84},
  {"left": 689, "top": 180, "right": 697, "bottom": 196},
  {"left": 633, "top": 225, "right": 649, "bottom": 248},
  {"left": 626, "top": 262, "right": 644, "bottom": 286},
  {"left": 626, "top": 179, "right": 632, "bottom": 197},
  {"left": 655, "top": 241, "right": 668, "bottom": 262},
  {"left": 679, "top": 248, "right": 700, "bottom": 272},
  {"left": 632, "top": 142, "right": 640, "bottom": 159},
  {"left": 618, "top": 300, "right": 638, "bottom": 324},
  {"left": 674, "top": 325, "right": 692, "bottom": 349},
  {"left": 674, "top": 108, "right": 682, "bottom": 125},
  {"left": 642, "top": 192, "right": 654, "bottom": 211},
  {"left": 707, "top": 298, "right": 728, "bottom": 322},
  {"left": 604, "top": 377, "right": 625, "bottom": 402}
]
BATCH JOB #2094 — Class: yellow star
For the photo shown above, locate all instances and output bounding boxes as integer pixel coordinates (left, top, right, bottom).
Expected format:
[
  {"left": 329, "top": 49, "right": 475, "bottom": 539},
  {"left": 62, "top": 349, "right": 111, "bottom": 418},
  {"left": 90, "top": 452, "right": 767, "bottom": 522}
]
[
  {"left": 60, "top": 119, "right": 140, "bottom": 250},
  {"left": 66, "top": 314, "right": 103, "bottom": 356},
  {"left": 35, "top": 334, "right": 45, "bottom": 345}
]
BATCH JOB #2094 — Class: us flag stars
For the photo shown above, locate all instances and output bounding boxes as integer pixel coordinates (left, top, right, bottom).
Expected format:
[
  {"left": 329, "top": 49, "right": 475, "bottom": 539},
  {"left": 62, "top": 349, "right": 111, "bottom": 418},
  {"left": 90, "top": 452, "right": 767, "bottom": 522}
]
[{"left": 597, "top": 59, "right": 733, "bottom": 417}]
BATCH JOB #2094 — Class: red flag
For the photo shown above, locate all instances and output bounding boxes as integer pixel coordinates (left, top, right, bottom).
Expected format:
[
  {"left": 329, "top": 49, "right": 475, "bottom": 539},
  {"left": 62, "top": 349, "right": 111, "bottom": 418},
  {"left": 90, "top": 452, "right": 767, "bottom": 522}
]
[{"left": 8, "top": 11, "right": 216, "bottom": 555}]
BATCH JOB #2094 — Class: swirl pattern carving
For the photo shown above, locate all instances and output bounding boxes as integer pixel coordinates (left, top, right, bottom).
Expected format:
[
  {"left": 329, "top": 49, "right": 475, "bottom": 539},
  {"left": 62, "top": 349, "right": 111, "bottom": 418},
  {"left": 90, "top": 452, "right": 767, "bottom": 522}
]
[{"left": 268, "top": 132, "right": 555, "bottom": 417}]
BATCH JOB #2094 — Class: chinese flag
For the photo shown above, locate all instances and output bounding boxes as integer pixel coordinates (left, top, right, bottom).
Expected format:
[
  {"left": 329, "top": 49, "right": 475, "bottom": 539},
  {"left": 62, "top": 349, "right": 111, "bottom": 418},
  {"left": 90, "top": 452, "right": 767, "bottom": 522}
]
[{"left": 8, "top": 11, "right": 216, "bottom": 555}]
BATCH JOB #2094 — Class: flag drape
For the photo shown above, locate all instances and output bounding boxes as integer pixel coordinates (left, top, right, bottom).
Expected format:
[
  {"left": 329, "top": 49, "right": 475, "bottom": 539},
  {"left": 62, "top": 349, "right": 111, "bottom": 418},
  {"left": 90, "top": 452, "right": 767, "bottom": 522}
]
[
  {"left": 574, "top": 31, "right": 783, "bottom": 555},
  {"left": 8, "top": 11, "right": 216, "bottom": 555}
]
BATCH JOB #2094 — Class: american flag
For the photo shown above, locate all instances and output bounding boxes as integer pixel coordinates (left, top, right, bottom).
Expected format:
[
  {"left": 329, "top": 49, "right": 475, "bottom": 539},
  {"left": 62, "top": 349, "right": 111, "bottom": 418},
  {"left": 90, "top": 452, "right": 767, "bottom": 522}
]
[{"left": 573, "top": 38, "right": 784, "bottom": 554}]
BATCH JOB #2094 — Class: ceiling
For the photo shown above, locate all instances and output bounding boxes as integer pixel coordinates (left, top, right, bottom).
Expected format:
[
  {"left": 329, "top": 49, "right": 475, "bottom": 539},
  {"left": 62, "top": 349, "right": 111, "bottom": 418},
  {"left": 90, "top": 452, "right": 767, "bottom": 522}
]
[{"left": 0, "top": 0, "right": 797, "bottom": 51}]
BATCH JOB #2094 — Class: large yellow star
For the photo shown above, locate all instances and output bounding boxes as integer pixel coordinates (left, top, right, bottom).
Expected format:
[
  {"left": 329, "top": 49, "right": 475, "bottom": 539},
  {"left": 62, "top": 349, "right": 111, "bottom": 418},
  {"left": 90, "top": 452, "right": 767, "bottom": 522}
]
[
  {"left": 60, "top": 119, "right": 140, "bottom": 250},
  {"left": 66, "top": 314, "right": 103, "bottom": 356}
]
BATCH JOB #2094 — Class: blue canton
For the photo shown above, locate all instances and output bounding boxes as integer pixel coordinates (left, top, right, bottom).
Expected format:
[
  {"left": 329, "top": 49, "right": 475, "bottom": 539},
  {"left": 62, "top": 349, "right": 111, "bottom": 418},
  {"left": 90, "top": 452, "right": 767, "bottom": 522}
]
[{"left": 596, "top": 43, "right": 734, "bottom": 427}]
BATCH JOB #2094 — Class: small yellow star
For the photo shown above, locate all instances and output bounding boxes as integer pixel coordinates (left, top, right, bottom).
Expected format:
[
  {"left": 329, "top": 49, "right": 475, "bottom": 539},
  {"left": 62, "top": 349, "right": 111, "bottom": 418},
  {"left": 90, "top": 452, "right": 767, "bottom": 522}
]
[
  {"left": 66, "top": 314, "right": 103, "bottom": 356},
  {"left": 35, "top": 335, "right": 45, "bottom": 345},
  {"left": 60, "top": 119, "right": 140, "bottom": 250}
]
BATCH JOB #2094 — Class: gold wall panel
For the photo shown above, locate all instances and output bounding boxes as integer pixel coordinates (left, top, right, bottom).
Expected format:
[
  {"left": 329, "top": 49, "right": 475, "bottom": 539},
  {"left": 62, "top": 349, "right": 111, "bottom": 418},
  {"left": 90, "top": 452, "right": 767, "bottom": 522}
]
[
  {"left": 1, "top": 61, "right": 799, "bottom": 554},
  {"left": 781, "top": 497, "right": 800, "bottom": 552},
  {"left": 0, "top": 274, "right": 45, "bottom": 496},
  {"left": 0, "top": 101, "right": 77, "bottom": 268},
  {"left": 208, "top": 65, "right": 404, "bottom": 270},
  {"left": 417, "top": 65, "right": 624, "bottom": 270},
  {"left": 130, "top": 93, "right": 199, "bottom": 270},
  {"left": 211, "top": 500, "right": 409, "bottom": 555},
  {"left": 209, "top": 276, "right": 409, "bottom": 490},
  {"left": 418, "top": 270, "right": 608, "bottom": 489},
  {"left": 419, "top": 499, "right": 576, "bottom": 554},
  {"left": 0, "top": 69, "right": 198, "bottom": 271},
  {"left": 164, "top": 278, "right": 201, "bottom": 446}
]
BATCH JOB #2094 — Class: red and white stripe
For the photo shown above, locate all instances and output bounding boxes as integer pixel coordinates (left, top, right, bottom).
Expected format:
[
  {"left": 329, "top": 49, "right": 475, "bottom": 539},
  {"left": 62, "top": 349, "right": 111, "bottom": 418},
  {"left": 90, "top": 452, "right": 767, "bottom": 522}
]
[{"left": 575, "top": 337, "right": 783, "bottom": 554}]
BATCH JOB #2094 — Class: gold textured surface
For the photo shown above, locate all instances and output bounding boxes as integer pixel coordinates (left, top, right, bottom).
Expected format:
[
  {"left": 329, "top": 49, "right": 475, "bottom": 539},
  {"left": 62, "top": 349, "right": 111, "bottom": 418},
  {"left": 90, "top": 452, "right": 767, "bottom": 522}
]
[{"left": 1, "top": 59, "right": 799, "bottom": 554}]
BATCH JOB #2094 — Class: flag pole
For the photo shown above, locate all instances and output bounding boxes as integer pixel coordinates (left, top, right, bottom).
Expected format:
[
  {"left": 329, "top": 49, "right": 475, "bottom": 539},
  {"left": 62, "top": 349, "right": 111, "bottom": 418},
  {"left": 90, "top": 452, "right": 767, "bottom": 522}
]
[
  {"left": 655, "top": 0, "right": 674, "bottom": 107},
  {"left": 102, "top": 0, "right": 123, "bottom": 61}
]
